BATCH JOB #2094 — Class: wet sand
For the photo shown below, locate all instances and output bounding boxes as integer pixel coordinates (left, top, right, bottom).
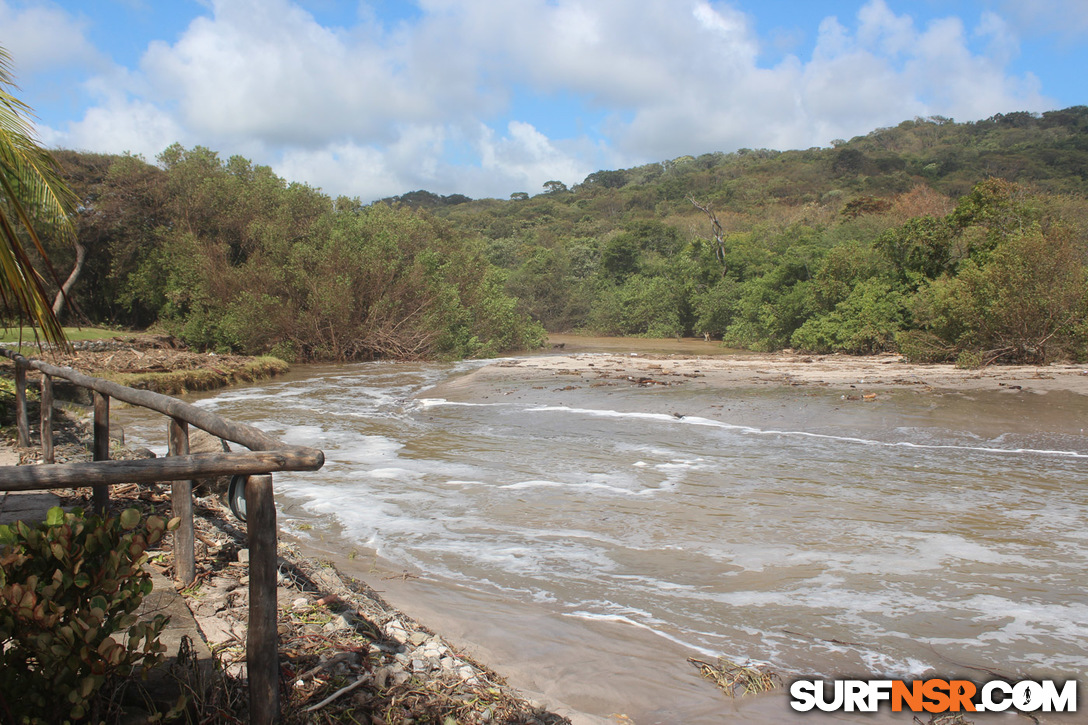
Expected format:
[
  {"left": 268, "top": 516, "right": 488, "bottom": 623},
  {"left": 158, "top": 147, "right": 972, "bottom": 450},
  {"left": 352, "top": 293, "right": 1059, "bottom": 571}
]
[{"left": 491, "top": 335, "right": 1088, "bottom": 397}]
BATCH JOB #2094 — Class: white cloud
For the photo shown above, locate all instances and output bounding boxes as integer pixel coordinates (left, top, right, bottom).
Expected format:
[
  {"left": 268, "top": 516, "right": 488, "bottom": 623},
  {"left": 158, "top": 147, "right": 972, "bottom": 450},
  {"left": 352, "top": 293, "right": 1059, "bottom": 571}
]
[
  {"left": 0, "top": 0, "right": 102, "bottom": 75},
  {"left": 856, "top": 0, "right": 915, "bottom": 57},
  {"left": 975, "top": 11, "right": 1019, "bottom": 66},
  {"left": 24, "top": 0, "right": 1059, "bottom": 200},
  {"left": 48, "top": 96, "right": 187, "bottom": 159},
  {"left": 275, "top": 141, "right": 391, "bottom": 201},
  {"left": 477, "top": 121, "right": 591, "bottom": 194},
  {"left": 609, "top": 0, "right": 1050, "bottom": 159},
  {"left": 141, "top": 0, "right": 411, "bottom": 144}
]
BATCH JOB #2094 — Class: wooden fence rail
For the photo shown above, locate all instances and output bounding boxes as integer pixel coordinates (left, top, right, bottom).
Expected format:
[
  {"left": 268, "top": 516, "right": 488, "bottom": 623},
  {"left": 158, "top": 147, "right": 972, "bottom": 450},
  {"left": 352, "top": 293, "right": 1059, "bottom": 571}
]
[{"left": 0, "top": 347, "right": 324, "bottom": 724}]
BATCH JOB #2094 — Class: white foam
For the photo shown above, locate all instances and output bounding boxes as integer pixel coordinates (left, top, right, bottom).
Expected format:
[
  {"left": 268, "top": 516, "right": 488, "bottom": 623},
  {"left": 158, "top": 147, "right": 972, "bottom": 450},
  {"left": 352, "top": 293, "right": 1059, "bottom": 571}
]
[
  {"left": 564, "top": 610, "right": 721, "bottom": 658},
  {"left": 367, "top": 467, "right": 419, "bottom": 480},
  {"left": 416, "top": 398, "right": 506, "bottom": 409},
  {"left": 170, "top": 361, "right": 1088, "bottom": 682},
  {"left": 527, "top": 405, "right": 1088, "bottom": 458}
]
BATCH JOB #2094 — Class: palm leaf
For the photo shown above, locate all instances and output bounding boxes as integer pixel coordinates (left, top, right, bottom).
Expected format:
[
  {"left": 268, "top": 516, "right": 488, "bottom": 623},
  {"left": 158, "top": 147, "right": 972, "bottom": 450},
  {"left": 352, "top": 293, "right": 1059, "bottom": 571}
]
[{"left": 0, "top": 45, "right": 75, "bottom": 349}]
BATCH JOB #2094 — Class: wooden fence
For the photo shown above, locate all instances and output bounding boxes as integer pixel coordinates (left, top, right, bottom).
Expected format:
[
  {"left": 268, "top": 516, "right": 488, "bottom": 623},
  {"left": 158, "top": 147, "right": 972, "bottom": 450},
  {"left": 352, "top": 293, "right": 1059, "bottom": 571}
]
[{"left": 0, "top": 347, "right": 325, "bottom": 723}]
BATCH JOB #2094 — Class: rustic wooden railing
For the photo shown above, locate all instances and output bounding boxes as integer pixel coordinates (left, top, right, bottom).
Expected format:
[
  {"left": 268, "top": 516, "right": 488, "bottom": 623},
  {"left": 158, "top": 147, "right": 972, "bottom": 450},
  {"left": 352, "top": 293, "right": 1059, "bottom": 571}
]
[{"left": 0, "top": 347, "right": 325, "bottom": 724}]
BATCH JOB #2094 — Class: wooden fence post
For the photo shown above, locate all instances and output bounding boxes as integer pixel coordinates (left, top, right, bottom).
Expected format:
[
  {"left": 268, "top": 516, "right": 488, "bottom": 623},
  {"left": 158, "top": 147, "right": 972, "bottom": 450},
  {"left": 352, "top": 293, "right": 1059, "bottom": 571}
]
[
  {"left": 14, "top": 360, "right": 28, "bottom": 447},
  {"left": 246, "top": 474, "right": 280, "bottom": 724},
  {"left": 168, "top": 418, "right": 195, "bottom": 586},
  {"left": 92, "top": 391, "right": 110, "bottom": 514},
  {"left": 40, "top": 374, "right": 53, "bottom": 464}
]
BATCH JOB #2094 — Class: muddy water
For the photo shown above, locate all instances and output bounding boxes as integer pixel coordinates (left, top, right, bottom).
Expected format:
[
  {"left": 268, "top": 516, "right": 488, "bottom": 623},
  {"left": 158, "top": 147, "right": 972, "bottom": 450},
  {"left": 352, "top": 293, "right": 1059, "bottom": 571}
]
[{"left": 116, "top": 348, "right": 1088, "bottom": 723}]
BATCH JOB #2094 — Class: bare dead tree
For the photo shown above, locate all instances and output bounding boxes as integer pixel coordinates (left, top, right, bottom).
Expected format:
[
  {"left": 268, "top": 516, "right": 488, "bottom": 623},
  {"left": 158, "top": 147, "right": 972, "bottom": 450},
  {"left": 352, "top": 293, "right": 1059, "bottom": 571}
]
[
  {"left": 51, "top": 241, "right": 86, "bottom": 321},
  {"left": 688, "top": 196, "right": 727, "bottom": 277}
]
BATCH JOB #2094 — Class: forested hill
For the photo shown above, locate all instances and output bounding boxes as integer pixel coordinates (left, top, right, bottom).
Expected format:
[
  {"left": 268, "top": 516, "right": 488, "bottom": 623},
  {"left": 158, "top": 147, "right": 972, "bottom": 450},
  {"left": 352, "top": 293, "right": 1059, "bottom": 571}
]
[
  {"left": 437, "top": 106, "right": 1088, "bottom": 213},
  {"left": 427, "top": 107, "right": 1088, "bottom": 365},
  {"left": 50, "top": 107, "right": 1088, "bottom": 364}
]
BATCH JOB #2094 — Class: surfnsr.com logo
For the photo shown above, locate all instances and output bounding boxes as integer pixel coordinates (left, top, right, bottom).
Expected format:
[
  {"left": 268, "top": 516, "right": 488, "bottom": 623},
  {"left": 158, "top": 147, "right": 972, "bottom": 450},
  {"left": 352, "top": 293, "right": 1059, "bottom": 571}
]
[{"left": 789, "top": 679, "right": 1078, "bottom": 714}]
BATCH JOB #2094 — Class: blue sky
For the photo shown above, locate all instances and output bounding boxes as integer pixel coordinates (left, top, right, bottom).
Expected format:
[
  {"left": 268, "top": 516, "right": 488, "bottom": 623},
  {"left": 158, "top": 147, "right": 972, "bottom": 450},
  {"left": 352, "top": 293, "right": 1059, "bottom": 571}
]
[{"left": 2, "top": 0, "right": 1085, "bottom": 201}]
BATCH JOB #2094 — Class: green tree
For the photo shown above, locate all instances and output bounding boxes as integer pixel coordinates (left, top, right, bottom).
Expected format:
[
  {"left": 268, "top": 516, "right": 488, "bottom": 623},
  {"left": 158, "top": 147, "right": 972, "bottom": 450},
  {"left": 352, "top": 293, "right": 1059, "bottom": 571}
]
[
  {"left": 909, "top": 225, "right": 1087, "bottom": 363},
  {"left": 0, "top": 46, "right": 75, "bottom": 345},
  {"left": 791, "top": 279, "right": 906, "bottom": 354}
]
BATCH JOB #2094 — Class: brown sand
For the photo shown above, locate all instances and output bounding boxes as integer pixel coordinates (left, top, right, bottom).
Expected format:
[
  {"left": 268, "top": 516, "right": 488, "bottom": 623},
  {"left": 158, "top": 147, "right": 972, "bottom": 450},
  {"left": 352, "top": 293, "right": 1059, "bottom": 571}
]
[{"left": 476, "top": 346, "right": 1088, "bottom": 397}]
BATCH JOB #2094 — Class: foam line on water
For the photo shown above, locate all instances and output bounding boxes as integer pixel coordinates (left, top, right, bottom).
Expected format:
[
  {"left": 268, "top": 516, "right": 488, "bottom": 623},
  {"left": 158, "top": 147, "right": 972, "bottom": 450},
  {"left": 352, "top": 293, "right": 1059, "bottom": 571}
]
[
  {"left": 527, "top": 405, "right": 1088, "bottom": 459},
  {"left": 416, "top": 398, "right": 508, "bottom": 409},
  {"left": 563, "top": 610, "right": 722, "bottom": 658},
  {"left": 498, "top": 476, "right": 679, "bottom": 498}
]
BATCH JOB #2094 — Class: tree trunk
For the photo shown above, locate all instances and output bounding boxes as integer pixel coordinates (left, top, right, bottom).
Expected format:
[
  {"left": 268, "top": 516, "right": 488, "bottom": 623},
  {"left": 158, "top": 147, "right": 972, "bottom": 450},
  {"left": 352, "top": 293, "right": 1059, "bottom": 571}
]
[
  {"left": 688, "top": 197, "right": 727, "bottom": 276},
  {"left": 52, "top": 242, "right": 87, "bottom": 320}
]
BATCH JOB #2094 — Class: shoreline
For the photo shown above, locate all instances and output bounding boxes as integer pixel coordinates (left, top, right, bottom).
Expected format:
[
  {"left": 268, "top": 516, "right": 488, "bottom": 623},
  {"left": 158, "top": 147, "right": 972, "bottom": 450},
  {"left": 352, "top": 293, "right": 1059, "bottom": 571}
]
[
  {"left": 7, "top": 342, "right": 1088, "bottom": 722},
  {"left": 0, "top": 349, "right": 573, "bottom": 722},
  {"left": 0, "top": 421, "right": 575, "bottom": 724},
  {"left": 1, "top": 334, "right": 289, "bottom": 396},
  {"left": 468, "top": 348, "right": 1088, "bottom": 396}
]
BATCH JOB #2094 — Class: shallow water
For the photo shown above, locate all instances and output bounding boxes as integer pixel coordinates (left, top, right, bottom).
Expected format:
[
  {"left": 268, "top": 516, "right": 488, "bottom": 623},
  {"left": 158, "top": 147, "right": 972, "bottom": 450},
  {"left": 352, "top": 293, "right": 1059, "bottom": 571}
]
[{"left": 116, "top": 352, "right": 1088, "bottom": 722}]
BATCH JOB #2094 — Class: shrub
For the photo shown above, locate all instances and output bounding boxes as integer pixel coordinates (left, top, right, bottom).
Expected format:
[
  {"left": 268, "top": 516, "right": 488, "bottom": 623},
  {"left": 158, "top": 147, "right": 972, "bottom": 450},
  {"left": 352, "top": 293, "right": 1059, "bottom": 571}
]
[
  {"left": 955, "top": 349, "right": 985, "bottom": 369},
  {"left": 895, "top": 330, "right": 956, "bottom": 363},
  {"left": 0, "top": 507, "right": 173, "bottom": 723},
  {"left": 790, "top": 280, "right": 906, "bottom": 354},
  {"left": 909, "top": 226, "right": 1088, "bottom": 363}
]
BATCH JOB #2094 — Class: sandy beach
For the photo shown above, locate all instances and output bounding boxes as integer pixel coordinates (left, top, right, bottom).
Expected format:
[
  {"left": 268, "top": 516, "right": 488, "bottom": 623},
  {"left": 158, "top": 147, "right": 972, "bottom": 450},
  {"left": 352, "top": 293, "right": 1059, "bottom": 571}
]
[{"left": 468, "top": 344, "right": 1088, "bottom": 397}]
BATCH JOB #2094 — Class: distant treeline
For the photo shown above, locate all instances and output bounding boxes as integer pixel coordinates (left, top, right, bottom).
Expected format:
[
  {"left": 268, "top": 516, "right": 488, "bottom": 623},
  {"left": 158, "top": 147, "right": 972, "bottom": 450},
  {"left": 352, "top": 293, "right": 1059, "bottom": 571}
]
[
  {"left": 427, "top": 106, "right": 1088, "bottom": 365},
  {"left": 46, "top": 106, "right": 1088, "bottom": 364}
]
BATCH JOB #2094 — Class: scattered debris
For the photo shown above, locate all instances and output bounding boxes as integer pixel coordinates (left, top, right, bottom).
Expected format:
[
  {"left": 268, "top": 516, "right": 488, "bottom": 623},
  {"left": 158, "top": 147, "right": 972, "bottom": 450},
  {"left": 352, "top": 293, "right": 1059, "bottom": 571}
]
[
  {"left": 687, "top": 657, "right": 781, "bottom": 698},
  {"left": 914, "top": 714, "right": 974, "bottom": 725}
]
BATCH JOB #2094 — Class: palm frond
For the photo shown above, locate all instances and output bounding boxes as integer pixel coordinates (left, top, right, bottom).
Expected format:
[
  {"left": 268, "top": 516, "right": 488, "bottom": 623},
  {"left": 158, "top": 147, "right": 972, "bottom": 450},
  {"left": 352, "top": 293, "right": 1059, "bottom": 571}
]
[{"left": 0, "top": 45, "right": 75, "bottom": 348}]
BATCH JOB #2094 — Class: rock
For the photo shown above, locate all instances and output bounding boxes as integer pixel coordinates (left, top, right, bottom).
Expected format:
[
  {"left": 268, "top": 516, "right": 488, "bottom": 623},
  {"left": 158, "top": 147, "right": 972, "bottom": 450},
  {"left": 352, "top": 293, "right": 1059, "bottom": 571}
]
[
  {"left": 324, "top": 614, "right": 351, "bottom": 631},
  {"left": 291, "top": 597, "right": 309, "bottom": 611},
  {"left": 199, "top": 617, "right": 244, "bottom": 646},
  {"left": 237, "top": 548, "right": 250, "bottom": 564},
  {"left": 374, "top": 666, "right": 392, "bottom": 689},
  {"left": 421, "top": 641, "right": 446, "bottom": 659},
  {"left": 384, "top": 619, "right": 409, "bottom": 644},
  {"left": 408, "top": 631, "right": 429, "bottom": 646}
]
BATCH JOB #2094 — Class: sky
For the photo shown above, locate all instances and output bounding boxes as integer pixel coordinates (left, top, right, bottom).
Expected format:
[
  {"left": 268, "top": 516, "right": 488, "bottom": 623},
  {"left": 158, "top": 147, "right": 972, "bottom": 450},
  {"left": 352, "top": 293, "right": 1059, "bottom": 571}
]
[{"left": 2, "top": 0, "right": 1086, "bottom": 202}]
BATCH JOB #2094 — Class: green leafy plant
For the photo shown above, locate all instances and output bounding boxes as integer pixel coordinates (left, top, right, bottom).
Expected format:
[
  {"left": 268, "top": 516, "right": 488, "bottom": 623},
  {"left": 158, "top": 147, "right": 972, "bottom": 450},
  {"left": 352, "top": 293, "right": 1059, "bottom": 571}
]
[{"left": 0, "top": 507, "right": 174, "bottom": 722}]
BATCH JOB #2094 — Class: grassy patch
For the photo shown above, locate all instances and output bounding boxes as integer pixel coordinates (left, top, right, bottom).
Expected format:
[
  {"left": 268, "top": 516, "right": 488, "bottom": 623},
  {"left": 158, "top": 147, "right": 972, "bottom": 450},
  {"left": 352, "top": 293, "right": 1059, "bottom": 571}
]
[
  {"left": 0, "top": 326, "right": 124, "bottom": 344},
  {"left": 107, "top": 356, "right": 289, "bottom": 395}
]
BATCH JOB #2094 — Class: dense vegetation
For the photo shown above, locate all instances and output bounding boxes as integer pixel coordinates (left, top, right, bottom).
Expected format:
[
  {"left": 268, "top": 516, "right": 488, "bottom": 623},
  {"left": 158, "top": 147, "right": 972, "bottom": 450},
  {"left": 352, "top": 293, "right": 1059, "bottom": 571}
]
[
  {"left": 429, "top": 107, "right": 1088, "bottom": 364},
  {"left": 47, "top": 145, "right": 544, "bottom": 361},
  {"left": 35, "top": 107, "right": 1088, "bottom": 364}
]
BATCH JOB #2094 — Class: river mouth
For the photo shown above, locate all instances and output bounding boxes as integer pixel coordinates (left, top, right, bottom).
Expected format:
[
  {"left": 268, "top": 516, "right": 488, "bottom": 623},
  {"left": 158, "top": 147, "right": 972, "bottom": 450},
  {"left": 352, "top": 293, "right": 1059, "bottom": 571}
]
[{"left": 116, "top": 346, "right": 1088, "bottom": 724}]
